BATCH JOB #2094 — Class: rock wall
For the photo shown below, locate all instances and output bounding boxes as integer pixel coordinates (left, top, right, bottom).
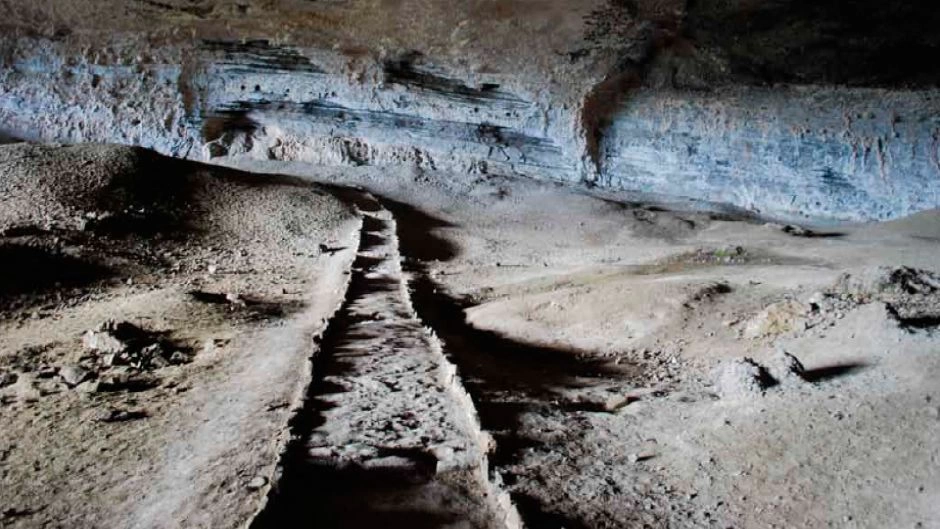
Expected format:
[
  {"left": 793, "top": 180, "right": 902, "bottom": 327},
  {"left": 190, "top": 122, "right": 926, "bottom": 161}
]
[
  {"left": 1, "top": 0, "right": 939, "bottom": 222},
  {"left": 600, "top": 87, "right": 940, "bottom": 221},
  {"left": 0, "top": 36, "right": 579, "bottom": 180}
]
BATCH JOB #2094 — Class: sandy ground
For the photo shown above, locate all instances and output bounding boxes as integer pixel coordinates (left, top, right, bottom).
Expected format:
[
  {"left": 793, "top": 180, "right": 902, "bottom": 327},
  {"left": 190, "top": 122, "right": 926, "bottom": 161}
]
[{"left": 1, "top": 144, "right": 939, "bottom": 528}]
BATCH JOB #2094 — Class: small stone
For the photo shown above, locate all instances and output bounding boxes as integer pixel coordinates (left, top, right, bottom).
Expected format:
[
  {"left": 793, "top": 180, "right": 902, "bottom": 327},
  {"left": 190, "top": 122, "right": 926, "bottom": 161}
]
[
  {"left": 246, "top": 476, "right": 268, "bottom": 491},
  {"left": 36, "top": 366, "right": 57, "bottom": 379},
  {"left": 604, "top": 394, "right": 636, "bottom": 411},
  {"left": 58, "top": 365, "right": 91, "bottom": 387},
  {"left": 96, "top": 371, "right": 158, "bottom": 392},
  {"left": 12, "top": 375, "right": 41, "bottom": 403},
  {"left": 225, "top": 293, "right": 246, "bottom": 306},
  {"left": 0, "top": 370, "right": 17, "bottom": 388},
  {"left": 782, "top": 224, "right": 809, "bottom": 236},
  {"left": 308, "top": 447, "right": 334, "bottom": 460},
  {"left": 361, "top": 455, "right": 436, "bottom": 482},
  {"left": 75, "top": 380, "right": 100, "bottom": 394},
  {"left": 97, "top": 408, "right": 148, "bottom": 423},
  {"left": 169, "top": 351, "right": 190, "bottom": 365},
  {"left": 628, "top": 452, "right": 656, "bottom": 463},
  {"left": 149, "top": 354, "right": 170, "bottom": 369},
  {"left": 207, "top": 264, "right": 218, "bottom": 274},
  {"left": 82, "top": 330, "right": 127, "bottom": 354},
  {"left": 139, "top": 343, "right": 164, "bottom": 359}
]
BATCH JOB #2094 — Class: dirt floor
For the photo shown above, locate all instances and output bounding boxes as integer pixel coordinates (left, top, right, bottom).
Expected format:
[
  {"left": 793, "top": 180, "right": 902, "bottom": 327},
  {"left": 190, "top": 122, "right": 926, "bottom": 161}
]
[
  {"left": 0, "top": 143, "right": 361, "bottom": 528},
  {"left": 2, "top": 143, "right": 939, "bottom": 528}
]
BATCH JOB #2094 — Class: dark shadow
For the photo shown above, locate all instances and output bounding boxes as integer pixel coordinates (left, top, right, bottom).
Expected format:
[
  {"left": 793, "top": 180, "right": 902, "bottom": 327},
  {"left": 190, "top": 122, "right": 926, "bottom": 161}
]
[
  {"left": 187, "top": 290, "right": 304, "bottom": 319},
  {"left": 895, "top": 316, "right": 940, "bottom": 330},
  {"left": 0, "top": 243, "right": 111, "bottom": 298},
  {"left": 360, "top": 215, "right": 386, "bottom": 232},
  {"left": 886, "top": 303, "right": 940, "bottom": 331},
  {"left": 255, "top": 462, "right": 468, "bottom": 529},
  {"left": 361, "top": 232, "right": 387, "bottom": 249},
  {"left": 380, "top": 197, "right": 459, "bottom": 263},
  {"left": 0, "top": 131, "right": 21, "bottom": 144},
  {"left": 88, "top": 210, "right": 180, "bottom": 238},
  {"left": 513, "top": 494, "right": 593, "bottom": 529},
  {"left": 687, "top": 0, "right": 940, "bottom": 87},
  {"left": 559, "top": 395, "right": 641, "bottom": 413},
  {"left": 0, "top": 225, "right": 46, "bottom": 237},
  {"left": 318, "top": 244, "right": 346, "bottom": 256},
  {"left": 188, "top": 290, "right": 236, "bottom": 304},
  {"left": 781, "top": 224, "right": 846, "bottom": 239},
  {"left": 96, "top": 376, "right": 161, "bottom": 393},
  {"left": 803, "top": 363, "right": 869, "bottom": 383},
  {"left": 593, "top": 188, "right": 766, "bottom": 227},
  {"left": 407, "top": 272, "right": 630, "bottom": 399}
]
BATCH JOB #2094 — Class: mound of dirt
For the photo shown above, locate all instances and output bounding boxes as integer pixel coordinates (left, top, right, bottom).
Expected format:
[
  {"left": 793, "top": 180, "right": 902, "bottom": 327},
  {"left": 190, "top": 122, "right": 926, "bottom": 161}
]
[
  {"left": 713, "top": 351, "right": 808, "bottom": 399},
  {"left": 0, "top": 143, "right": 182, "bottom": 232},
  {"left": 712, "top": 357, "right": 774, "bottom": 399}
]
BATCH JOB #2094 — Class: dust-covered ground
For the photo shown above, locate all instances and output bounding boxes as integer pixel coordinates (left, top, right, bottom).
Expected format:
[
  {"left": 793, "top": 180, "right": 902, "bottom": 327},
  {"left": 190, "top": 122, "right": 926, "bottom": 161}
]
[
  {"left": 1, "top": 144, "right": 939, "bottom": 529},
  {"left": 243, "top": 159, "right": 940, "bottom": 529},
  {"left": 0, "top": 143, "right": 360, "bottom": 528}
]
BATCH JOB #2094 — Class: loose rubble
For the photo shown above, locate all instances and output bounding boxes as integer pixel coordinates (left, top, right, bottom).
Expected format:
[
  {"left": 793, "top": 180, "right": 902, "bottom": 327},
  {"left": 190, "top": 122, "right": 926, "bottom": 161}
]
[
  {"left": 82, "top": 320, "right": 191, "bottom": 371},
  {"left": 829, "top": 267, "right": 940, "bottom": 327},
  {"left": 743, "top": 267, "right": 940, "bottom": 341}
]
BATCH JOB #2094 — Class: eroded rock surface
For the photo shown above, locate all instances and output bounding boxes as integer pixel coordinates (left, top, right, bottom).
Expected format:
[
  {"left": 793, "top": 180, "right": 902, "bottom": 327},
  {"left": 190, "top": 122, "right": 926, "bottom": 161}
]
[{"left": 1, "top": 0, "right": 938, "bottom": 220}]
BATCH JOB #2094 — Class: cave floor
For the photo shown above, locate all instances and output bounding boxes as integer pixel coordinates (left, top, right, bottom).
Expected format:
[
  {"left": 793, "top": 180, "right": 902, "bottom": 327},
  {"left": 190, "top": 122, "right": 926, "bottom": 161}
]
[{"left": 1, "top": 143, "right": 939, "bottom": 529}]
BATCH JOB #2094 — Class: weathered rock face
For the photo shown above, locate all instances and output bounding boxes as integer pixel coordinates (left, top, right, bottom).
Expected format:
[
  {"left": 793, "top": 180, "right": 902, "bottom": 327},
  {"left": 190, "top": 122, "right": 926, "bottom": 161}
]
[
  {"left": 0, "top": 0, "right": 938, "bottom": 221},
  {"left": 600, "top": 87, "right": 940, "bottom": 220},
  {"left": 0, "top": 34, "right": 591, "bottom": 180}
]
